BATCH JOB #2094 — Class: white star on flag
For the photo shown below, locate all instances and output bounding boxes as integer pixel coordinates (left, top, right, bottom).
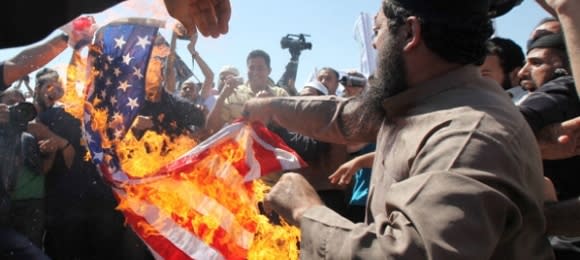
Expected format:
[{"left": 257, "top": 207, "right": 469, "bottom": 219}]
[
  {"left": 133, "top": 67, "right": 144, "bottom": 79},
  {"left": 114, "top": 67, "right": 122, "bottom": 77},
  {"left": 118, "top": 80, "right": 132, "bottom": 92},
  {"left": 112, "top": 112, "right": 123, "bottom": 122},
  {"left": 110, "top": 96, "right": 117, "bottom": 105},
  {"left": 113, "top": 128, "right": 124, "bottom": 139},
  {"left": 93, "top": 151, "right": 104, "bottom": 162},
  {"left": 123, "top": 53, "right": 134, "bottom": 65},
  {"left": 114, "top": 36, "right": 127, "bottom": 49},
  {"left": 136, "top": 35, "right": 151, "bottom": 49},
  {"left": 84, "top": 131, "right": 94, "bottom": 144},
  {"left": 127, "top": 97, "right": 140, "bottom": 110}
]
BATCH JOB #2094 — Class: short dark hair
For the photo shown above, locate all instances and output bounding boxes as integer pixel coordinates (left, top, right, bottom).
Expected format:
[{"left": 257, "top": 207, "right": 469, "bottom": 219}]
[
  {"left": 383, "top": 2, "right": 494, "bottom": 66},
  {"left": 247, "top": 49, "right": 271, "bottom": 68},
  {"left": 487, "top": 37, "right": 525, "bottom": 75},
  {"left": 35, "top": 68, "right": 59, "bottom": 89},
  {"left": 319, "top": 67, "right": 340, "bottom": 80}
]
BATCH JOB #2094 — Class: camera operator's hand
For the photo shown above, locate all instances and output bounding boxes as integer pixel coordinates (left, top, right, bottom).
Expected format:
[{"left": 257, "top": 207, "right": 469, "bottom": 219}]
[
  {"left": 219, "top": 75, "right": 241, "bottom": 99},
  {"left": 164, "top": 0, "right": 231, "bottom": 38},
  {"left": 256, "top": 89, "right": 274, "bottom": 98},
  {"left": 0, "top": 104, "right": 8, "bottom": 124}
]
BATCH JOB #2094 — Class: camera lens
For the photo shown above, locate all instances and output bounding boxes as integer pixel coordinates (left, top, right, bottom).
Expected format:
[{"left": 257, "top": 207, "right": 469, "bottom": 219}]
[{"left": 9, "top": 102, "right": 37, "bottom": 123}]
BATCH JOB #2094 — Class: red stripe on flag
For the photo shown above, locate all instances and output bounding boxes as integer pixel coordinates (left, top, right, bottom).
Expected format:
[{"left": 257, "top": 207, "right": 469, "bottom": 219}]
[
  {"left": 250, "top": 122, "right": 307, "bottom": 173},
  {"left": 121, "top": 195, "right": 250, "bottom": 260},
  {"left": 122, "top": 203, "right": 194, "bottom": 260}
]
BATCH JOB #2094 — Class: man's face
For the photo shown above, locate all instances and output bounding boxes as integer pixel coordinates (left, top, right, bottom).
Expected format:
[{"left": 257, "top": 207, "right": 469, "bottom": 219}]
[
  {"left": 359, "top": 7, "right": 408, "bottom": 122},
  {"left": 480, "top": 54, "right": 507, "bottom": 89},
  {"left": 36, "top": 77, "right": 64, "bottom": 110},
  {"left": 180, "top": 82, "right": 197, "bottom": 100},
  {"left": 316, "top": 70, "right": 339, "bottom": 95},
  {"left": 344, "top": 85, "right": 364, "bottom": 97},
  {"left": 247, "top": 57, "right": 271, "bottom": 89},
  {"left": 518, "top": 48, "right": 565, "bottom": 91}
]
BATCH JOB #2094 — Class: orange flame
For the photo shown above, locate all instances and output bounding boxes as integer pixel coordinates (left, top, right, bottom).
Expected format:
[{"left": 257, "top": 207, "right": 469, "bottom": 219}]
[
  {"left": 113, "top": 134, "right": 300, "bottom": 259},
  {"left": 85, "top": 100, "right": 301, "bottom": 259},
  {"left": 60, "top": 51, "right": 88, "bottom": 120}
]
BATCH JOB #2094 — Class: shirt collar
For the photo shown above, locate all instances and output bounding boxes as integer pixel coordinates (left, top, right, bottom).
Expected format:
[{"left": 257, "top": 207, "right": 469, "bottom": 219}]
[{"left": 382, "top": 65, "right": 482, "bottom": 118}]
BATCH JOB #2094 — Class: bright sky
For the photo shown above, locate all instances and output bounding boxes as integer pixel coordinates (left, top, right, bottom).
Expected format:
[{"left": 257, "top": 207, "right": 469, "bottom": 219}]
[{"left": 0, "top": 0, "right": 550, "bottom": 94}]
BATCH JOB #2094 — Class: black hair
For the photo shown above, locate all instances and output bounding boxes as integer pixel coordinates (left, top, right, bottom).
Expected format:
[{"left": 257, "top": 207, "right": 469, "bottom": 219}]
[
  {"left": 487, "top": 37, "right": 525, "bottom": 75},
  {"left": 319, "top": 67, "right": 340, "bottom": 81},
  {"left": 35, "top": 68, "right": 59, "bottom": 89},
  {"left": 383, "top": 2, "right": 494, "bottom": 66},
  {"left": 247, "top": 49, "right": 271, "bottom": 69}
]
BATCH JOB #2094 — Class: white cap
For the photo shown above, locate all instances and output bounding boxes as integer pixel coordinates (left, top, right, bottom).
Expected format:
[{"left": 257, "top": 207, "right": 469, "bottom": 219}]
[
  {"left": 303, "top": 80, "right": 329, "bottom": 95},
  {"left": 218, "top": 65, "right": 240, "bottom": 77}
]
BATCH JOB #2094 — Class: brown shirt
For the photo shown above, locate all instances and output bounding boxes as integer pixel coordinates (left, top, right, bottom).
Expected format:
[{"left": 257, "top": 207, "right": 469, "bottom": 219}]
[{"left": 267, "top": 66, "right": 554, "bottom": 259}]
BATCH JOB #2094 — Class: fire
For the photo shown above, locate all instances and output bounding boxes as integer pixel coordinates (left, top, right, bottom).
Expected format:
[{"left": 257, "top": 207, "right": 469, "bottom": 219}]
[
  {"left": 115, "top": 130, "right": 197, "bottom": 178},
  {"left": 81, "top": 103, "right": 301, "bottom": 259},
  {"left": 58, "top": 51, "right": 88, "bottom": 120},
  {"left": 108, "top": 127, "right": 300, "bottom": 259}
]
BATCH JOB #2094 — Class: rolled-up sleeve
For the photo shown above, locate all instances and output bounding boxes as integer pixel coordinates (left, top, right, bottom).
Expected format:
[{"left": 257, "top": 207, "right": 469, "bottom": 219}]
[{"left": 269, "top": 96, "right": 378, "bottom": 144}]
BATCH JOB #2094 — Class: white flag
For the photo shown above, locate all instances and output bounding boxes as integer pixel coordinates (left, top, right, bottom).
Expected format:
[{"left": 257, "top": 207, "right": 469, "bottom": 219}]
[{"left": 353, "top": 12, "right": 377, "bottom": 78}]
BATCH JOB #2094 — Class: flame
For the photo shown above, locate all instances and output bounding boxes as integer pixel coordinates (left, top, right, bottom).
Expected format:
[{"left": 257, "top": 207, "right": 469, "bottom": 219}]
[
  {"left": 116, "top": 130, "right": 197, "bottom": 178},
  {"left": 56, "top": 51, "right": 89, "bottom": 120},
  {"left": 108, "top": 126, "right": 300, "bottom": 259}
]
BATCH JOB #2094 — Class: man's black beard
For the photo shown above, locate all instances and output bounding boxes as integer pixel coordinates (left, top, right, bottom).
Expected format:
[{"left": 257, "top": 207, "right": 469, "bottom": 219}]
[{"left": 359, "top": 34, "right": 409, "bottom": 124}]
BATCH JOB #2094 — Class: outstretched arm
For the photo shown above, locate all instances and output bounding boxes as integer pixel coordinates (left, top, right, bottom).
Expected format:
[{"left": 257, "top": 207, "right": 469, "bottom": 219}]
[{"left": 1, "top": 33, "right": 69, "bottom": 89}]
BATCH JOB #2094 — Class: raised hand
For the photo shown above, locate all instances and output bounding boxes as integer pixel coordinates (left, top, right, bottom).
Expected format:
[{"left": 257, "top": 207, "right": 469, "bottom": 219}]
[{"left": 164, "top": 0, "right": 231, "bottom": 38}]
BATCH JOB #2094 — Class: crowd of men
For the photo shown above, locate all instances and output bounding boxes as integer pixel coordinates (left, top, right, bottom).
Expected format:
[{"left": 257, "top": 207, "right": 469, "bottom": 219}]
[{"left": 2, "top": 0, "right": 580, "bottom": 259}]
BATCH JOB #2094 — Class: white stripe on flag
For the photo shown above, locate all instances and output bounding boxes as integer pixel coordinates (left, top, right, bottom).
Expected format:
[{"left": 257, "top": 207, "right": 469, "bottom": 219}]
[{"left": 121, "top": 193, "right": 226, "bottom": 260}]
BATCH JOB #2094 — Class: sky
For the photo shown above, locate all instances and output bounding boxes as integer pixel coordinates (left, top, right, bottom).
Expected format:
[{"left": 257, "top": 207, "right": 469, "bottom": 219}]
[{"left": 0, "top": 0, "right": 550, "bottom": 94}]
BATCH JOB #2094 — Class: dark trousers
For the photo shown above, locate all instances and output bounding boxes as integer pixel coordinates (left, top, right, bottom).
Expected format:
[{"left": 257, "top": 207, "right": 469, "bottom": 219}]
[
  {"left": 0, "top": 227, "right": 49, "bottom": 260},
  {"left": 44, "top": 198, "right": 126, "bottom": 260},
  {"left": 9, "top": 199, "right": 45, "bottom": 248}
]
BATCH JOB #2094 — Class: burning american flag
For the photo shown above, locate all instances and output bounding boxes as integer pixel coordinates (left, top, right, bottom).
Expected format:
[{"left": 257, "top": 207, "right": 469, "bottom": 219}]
[{"left": 82, "top": 18, "right": 304, "bottom": 259}]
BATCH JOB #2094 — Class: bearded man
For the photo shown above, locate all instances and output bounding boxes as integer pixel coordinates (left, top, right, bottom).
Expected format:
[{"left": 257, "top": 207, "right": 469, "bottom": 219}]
[{"left": 242, "top": 0, "right": 554, "bottom": 258}]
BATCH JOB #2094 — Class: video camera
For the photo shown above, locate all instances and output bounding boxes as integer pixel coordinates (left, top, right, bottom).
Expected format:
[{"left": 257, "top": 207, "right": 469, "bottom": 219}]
[
  {"left": 280, "top": 34, "right": 312, "bottom": 53},
  {"left": 340, "top": 75, "right": 367, "bottom": 88},
  {"left": 7, "top": 102, "right": 37, "bottom": 132}
]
